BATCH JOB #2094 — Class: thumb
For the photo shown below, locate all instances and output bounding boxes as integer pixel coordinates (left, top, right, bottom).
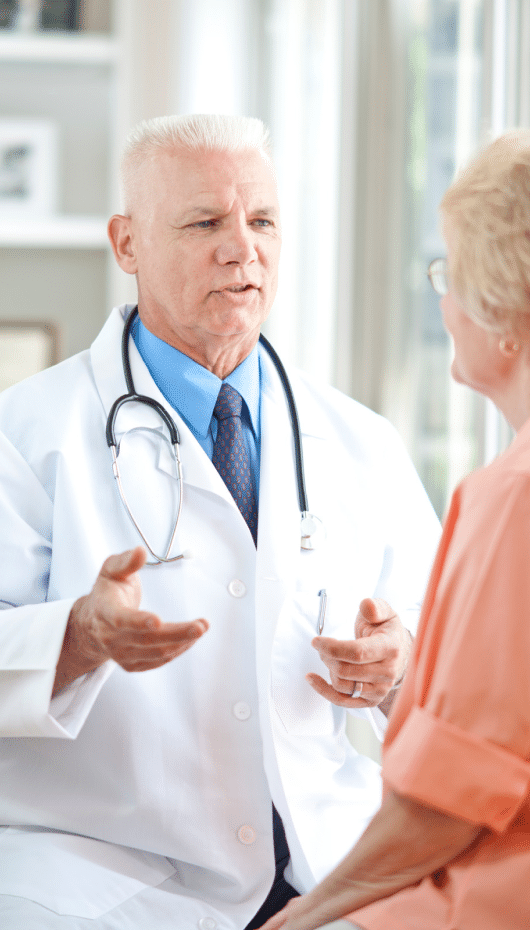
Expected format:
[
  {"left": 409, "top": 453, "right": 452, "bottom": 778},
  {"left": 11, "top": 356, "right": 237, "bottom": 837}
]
[
  {"left": 358, "top": 597, "right": 397, "bottom": 627},
  {"left": 101, "top": 546, "right": 147, "bottom": 582}
]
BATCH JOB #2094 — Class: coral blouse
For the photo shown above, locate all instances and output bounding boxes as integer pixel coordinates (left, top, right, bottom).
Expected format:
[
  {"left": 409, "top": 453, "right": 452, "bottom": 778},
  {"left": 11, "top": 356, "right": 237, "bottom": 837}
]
[{"left": 350, "top": 420, "right": 530, "bottom": 930}]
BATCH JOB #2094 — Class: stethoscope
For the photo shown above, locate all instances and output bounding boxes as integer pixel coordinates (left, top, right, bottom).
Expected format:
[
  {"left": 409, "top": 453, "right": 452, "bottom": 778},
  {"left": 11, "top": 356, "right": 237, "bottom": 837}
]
[{"left": 106, "top": 306, "right": 324, "bottom": 564}]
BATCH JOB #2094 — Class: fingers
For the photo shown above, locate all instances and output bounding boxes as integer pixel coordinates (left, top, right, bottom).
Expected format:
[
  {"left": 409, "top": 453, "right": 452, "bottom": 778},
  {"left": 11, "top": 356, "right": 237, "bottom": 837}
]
[
  {"left": 258, "top": 891, "right": 342, "bottom": 930},
  {"left": 307, "top": 673, "right": 387, "bottom": 707},
  {"left": 258, "top": 898, "right": 307, "bottom": 930},
  {"left": 311, "top": 620, "right": 404, "bottom": 704},
  {"left": 357, "top": 599, "right": 413, "bottom": 688},
  {"left": 98, "top": 613, "right": 206, "bottom": 649},
  {"left": 100, "top": 615, "right": 209, "bottom": 672},
  {"left": 258, "top": 911, "right": 286, "bottom": 929},
  {"left": 56, "top": 551, "right": 209, "bottom": 694},
  {"left": 100, "top": 546, "right": 147, "bottom": 582},
  {"left": 358, "top": 596, "right": 397, "bottom": 626},
  {"left": 312, "top": 633, "right": 399, "bottom": 667},
  {"left": 74, "top": 544, "right": 209, "bottom": 673},
  {"left": 258, "top": 913, "right": 288, "bottom": 929}
]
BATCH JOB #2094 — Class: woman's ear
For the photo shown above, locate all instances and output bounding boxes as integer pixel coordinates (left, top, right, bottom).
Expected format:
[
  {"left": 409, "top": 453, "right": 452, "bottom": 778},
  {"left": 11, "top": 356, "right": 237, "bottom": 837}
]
[
  {"left": 108, "top": 215, "right": 138, "bottom": 274},
  {"left": 499, "top": 336, "right": 520, "bottom": 357}
]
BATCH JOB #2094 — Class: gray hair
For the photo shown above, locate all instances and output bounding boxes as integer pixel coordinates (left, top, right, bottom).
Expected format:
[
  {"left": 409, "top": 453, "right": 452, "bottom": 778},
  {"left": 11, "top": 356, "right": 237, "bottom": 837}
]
[
  {"left": 440, "top": 128, "right": 530, "bottom": 337},
  {"left": 120, "top": 113, "right": 273, "bottom": 213}
]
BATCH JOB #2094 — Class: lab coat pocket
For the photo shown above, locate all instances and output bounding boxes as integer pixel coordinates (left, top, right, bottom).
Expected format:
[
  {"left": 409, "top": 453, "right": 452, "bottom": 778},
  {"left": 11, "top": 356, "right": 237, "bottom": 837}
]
[
  {"left": 0, "top": 827, "right": 176, "bottom": 918},
  {"left": 271, "top": 592, "right": 339, "bottom": 737}
]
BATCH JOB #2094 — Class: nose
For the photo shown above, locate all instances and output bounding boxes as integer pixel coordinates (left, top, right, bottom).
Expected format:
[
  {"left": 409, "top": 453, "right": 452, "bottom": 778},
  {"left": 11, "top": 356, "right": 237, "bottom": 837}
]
[{"left": 215, "top": 219, "right": 257, "bottom": 265}]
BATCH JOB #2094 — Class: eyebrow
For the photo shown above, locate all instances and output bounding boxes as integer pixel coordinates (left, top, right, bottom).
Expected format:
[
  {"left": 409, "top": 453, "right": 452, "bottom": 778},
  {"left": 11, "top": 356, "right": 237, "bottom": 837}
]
[
  {"left": 178, "top": 205, "right": 279, "bottom": 224},
  {"left": 252, "top": 206, "right": 279, "bottom": 216}
]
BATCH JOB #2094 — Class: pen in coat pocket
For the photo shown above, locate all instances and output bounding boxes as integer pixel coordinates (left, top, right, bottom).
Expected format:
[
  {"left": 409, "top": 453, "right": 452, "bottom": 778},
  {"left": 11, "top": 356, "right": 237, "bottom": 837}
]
[{"left": 317, "top": 589, "right": 327, "bottom": 635}]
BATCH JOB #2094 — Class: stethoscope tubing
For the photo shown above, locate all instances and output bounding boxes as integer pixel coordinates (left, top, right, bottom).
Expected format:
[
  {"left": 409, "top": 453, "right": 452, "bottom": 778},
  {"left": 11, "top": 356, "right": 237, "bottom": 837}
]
[
  {"left": 257, "top": 332, "right": 308, "bottom": 515},
  {"left": 106, "top": 306, "right": 313, "bottom": 561},
  {"left": 106, "top": 309, "right": 181, "bottom": 448}
]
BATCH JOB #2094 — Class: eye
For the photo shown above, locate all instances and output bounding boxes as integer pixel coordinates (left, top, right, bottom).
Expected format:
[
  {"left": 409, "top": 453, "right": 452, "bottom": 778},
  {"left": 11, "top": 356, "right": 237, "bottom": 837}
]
[
  {"left": 191, "top": 219, "right": 217, "bottom": 229},
  {"left": 253, "top": 218, "right": 272, "bottom": 227}
]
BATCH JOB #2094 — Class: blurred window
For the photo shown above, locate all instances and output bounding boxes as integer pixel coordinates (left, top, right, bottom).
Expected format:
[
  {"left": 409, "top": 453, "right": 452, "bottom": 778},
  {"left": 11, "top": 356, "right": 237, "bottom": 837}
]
[
  {"left": 358, "top": 0, "right": 528, "bottom": 518},
  {"left": 401, "top": 0, "right": 486, "bottom": 517}
]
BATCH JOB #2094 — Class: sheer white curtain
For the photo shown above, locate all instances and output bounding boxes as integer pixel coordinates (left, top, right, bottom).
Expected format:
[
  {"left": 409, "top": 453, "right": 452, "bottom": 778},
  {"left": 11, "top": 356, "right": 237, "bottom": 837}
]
[
  {"left": 169, "top": 0, "right": 343, "bottom": 384},
  {"left": 258, "top": 0, "right": 342, "bottom": 383}
]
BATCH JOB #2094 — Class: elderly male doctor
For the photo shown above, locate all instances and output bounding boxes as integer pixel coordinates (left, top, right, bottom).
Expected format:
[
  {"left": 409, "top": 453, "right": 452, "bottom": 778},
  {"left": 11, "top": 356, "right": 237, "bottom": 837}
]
[{"left": 0, "top": 115, "right": 439, "bottom": 930}]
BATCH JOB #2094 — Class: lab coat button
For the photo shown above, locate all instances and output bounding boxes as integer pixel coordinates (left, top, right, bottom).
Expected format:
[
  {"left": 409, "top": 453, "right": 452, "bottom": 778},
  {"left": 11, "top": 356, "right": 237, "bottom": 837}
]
[
  {"left": 198, "top": 919, "right": 217, "bottom": 930},
  {"left": 233, "top": 701, "right": 251, "bottom": 720},
  {"left": 237, "top": 824, "right": 257, "bottom": 845},
  {"left": 228, "top": 579, "right": 246, "bottom": 598}
]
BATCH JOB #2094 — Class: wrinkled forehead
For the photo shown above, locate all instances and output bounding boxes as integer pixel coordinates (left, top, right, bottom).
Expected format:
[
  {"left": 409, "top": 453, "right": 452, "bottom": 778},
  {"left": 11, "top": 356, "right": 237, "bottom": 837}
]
[{"left": 127, "top": 144, "right": 279, "bottom": 216}]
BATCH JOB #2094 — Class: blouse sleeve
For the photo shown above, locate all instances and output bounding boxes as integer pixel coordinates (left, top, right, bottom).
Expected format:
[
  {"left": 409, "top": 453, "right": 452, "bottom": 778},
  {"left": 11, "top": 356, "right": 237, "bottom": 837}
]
[{"left": 382, "top": 468, "right": 530, "bottom": 832}]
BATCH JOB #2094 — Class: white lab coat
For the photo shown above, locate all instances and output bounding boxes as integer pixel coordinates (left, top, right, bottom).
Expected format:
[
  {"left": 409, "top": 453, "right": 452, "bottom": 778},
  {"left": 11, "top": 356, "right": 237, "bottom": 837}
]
[{"left": 0, "top": 306, "right": 440, "bottom": 929}]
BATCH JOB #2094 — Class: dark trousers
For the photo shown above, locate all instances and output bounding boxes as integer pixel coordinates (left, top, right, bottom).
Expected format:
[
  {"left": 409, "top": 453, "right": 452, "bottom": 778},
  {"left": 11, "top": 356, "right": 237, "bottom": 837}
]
[{"left": 244, "top": 806, "right": 300, "bottom": 930}]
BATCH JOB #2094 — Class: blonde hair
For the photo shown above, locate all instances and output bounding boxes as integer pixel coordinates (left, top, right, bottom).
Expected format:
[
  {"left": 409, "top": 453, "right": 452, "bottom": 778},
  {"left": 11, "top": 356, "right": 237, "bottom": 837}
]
[
  {"left": 120, "top": 113, "right": 273, "bottom": 213},
  {"left": 440, "top": 129, "right": 530, "bottom": 337}
]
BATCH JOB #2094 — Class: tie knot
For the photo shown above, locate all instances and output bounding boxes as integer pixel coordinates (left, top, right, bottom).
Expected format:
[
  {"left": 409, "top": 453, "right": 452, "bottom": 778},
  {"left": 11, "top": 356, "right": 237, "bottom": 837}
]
[{"left": 214, "top": 383, "right": 243, "bottom": 421}]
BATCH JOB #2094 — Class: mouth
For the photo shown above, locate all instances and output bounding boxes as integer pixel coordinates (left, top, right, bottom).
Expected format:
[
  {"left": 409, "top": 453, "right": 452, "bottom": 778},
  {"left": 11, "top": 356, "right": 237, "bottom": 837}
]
[{"left": 219, "top": 284, "right": 257, "bottom": 293}]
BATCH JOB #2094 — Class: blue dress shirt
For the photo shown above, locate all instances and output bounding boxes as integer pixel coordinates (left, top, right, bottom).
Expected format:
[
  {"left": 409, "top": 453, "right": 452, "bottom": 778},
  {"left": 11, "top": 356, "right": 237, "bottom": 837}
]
[{"left": 132, "top": 314, "right": 262, "bottom": 498}]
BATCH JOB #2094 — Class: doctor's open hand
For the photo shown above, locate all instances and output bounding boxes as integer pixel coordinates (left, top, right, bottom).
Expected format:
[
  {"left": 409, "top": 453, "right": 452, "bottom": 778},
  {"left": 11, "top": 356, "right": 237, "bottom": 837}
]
[
  {"left": 308, "top": 597, "right": 412, "bottom": 714},
  {"left": 52, "top": 547, "right": 208, "bottom": 697}
]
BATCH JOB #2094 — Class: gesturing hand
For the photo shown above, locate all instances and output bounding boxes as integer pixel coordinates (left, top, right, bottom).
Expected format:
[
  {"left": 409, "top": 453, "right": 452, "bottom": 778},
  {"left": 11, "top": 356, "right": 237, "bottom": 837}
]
[
  {"left": 53, "top": 547, "right": 208, "bottom": 696},
  {"left": 308, "top": 597, "right": 412, "bottom": 710}
]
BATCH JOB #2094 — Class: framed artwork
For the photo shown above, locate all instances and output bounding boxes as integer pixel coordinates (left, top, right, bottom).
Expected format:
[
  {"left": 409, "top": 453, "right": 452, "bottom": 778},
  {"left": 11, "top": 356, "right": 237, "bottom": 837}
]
[
  {"left": 39, "top": 0, "right": 80, "bottom": 31},
  {"left": 0, "top": 321, "right": 58, "bottom": 392},
  {"left": 0, "top": 1, "right": 80, "bottom": 32},
  {"left": 0, "top": 119, "right": 58, "bottom": 216},
  {"left": 0, "top": 1, "right": 18, "bottom": 29}
]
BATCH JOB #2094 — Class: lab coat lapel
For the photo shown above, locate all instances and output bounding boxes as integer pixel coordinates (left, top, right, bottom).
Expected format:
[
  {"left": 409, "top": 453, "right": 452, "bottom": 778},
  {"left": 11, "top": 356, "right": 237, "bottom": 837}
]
[
  {"left": 255, "top": 350, "right": 304, "bottom": 673},
  {"left": 90, "top": 306, "right": 235, "bottom": 508}
]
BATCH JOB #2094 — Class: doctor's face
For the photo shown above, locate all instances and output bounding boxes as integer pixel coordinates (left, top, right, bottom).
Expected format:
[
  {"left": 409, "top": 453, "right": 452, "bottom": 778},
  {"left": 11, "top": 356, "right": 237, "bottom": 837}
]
[{"left": 113, "top": 145, "right": 281, "bottom": 372}]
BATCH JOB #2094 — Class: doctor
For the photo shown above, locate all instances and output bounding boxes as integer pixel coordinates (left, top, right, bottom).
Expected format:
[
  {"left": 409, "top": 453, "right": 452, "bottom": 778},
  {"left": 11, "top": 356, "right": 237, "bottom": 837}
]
[{"left": 0, "top": 114, "right": 440, "bottom": 930}]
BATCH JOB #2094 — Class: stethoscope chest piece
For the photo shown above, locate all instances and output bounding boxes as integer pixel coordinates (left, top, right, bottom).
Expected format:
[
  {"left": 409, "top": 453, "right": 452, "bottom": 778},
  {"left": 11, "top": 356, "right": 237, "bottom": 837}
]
[{"left": 300, "top": 511, "right": 325, "bottom": 550}]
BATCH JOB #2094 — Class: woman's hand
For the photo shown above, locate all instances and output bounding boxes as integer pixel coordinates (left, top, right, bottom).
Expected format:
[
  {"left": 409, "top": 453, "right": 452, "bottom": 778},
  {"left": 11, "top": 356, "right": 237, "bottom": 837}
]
[
  {"left": 258, "top": 893, "right": 343, "bottom": 929},
  {"left": 259, "top": 790, "right": 481, "bottom": 930}
]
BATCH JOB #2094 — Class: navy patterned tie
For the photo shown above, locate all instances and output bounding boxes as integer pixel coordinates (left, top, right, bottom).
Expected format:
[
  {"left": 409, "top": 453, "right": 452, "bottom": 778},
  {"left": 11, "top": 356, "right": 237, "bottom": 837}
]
[
  {"left": 212, "top": 383, "right": 258, "bottom": 545},
  {"left": 211, "top": 384, "right": 298, "bottom": 927}
]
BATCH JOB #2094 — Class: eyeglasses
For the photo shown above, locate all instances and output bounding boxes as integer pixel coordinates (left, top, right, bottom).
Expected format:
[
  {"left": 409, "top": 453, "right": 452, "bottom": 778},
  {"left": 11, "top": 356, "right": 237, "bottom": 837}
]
[{"left": 427, "top": 258, "right": 448, "bottom": 296}]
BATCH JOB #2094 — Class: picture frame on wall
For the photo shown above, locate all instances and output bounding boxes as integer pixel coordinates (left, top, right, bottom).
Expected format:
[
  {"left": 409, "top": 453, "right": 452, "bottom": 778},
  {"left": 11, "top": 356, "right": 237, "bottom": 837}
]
[
  {"left": 39, "top": 0, "right": 80, "bottom": 31},
  {"left": 0, "top": 321, "right": 58, "bottom": 392},
  {"left": 0, "top": 1, "right": 17, "bottom": 29},
  {"left": 0, "top": 119, "right": 58, "bottom": 217},
  {"left": 0, "top": 1, "right": 80, "bottom": 32}
]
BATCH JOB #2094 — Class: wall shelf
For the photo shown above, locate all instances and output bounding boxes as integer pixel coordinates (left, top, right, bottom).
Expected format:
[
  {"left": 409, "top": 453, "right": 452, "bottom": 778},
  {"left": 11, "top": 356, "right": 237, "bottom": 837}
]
[
  {"left": 0, "top": 216, "right": 108, "bottom": 248},
  {"left": 0, "top": 32, "right": 119, "bottom": 64},
  {"left": 0, "top": 0, "right": 151, "bottom": 359}
]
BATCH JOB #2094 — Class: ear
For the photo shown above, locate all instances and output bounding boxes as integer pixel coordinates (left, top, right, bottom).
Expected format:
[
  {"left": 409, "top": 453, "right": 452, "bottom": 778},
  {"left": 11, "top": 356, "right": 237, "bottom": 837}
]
[
  {"left": 108, "top": 215, "right": 138, "bottom": 274},
  {"left": 499, "top": 336, "right": 520, "bottom": 358}
]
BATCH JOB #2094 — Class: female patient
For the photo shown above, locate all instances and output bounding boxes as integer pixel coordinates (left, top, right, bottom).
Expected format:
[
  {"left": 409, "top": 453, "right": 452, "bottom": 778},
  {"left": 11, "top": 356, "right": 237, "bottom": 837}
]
[{"left": 262, "top": 130, "right": 530, "bottom": 930}]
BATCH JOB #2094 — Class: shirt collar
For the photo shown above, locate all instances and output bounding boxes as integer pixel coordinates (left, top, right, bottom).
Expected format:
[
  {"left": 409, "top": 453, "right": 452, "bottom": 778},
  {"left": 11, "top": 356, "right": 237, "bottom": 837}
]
[{"left": 132, "top": 315, "right": 261, "bottom": 439}]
